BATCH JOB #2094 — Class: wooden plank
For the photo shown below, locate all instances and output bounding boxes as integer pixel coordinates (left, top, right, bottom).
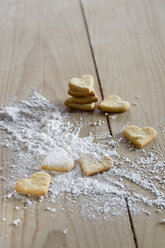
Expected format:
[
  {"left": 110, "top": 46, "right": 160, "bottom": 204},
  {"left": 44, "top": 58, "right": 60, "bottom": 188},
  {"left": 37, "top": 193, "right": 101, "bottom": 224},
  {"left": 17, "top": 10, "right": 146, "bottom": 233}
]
[
  {"left": 81, "top": 0, "right": 165, "bottom": 247},
  {"left": 82, "top": 0, "right": 165, "bottom": 155},
  {"left": 0, "top": 0, "right": 135, "bottom": 247}
]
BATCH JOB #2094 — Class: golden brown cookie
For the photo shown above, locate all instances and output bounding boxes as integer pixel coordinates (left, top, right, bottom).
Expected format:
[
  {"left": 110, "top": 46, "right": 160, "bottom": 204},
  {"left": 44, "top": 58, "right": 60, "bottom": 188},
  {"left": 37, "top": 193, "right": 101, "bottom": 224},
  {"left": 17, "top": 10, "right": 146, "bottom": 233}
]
[
  {"left": 15, "top": 172, "right": 51, "bottom": 196},
  {"left": 71, "top": 95, "right": 98, "bottom": 104},
  {"left": 124, "top": 125, "right": 157, "bottom": 148},
  {"left": 98, "top": 95, "right": 130, "bottom": 113},
  {"left": 79, "top": 155, "right": 114, "bottom": 176},
  {"left": 68, "top": 87, "right": 96, "bottom": 97},
  {"left": 41, "top": 148, "right": 74, "bottom": 172},
  {"left": 69, "top": 75, "right": 94, "bottom": 94},
  {"left": 65, "top": 97, "right": 95, "bottom": 111}
]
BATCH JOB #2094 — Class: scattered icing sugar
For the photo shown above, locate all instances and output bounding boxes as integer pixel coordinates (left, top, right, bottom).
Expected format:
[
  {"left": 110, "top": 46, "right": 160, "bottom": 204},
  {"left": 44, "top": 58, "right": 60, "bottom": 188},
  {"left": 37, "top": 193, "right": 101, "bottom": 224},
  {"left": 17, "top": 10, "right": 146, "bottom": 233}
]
[
  {"left": 0, "top": 91, "right": 165, "bottom": 219},
  {"left": 110, "top": 115, "right": 117, "bottom": 120},
  {"left": 132, "top": 102, "right": 137, "bottom": 106}
]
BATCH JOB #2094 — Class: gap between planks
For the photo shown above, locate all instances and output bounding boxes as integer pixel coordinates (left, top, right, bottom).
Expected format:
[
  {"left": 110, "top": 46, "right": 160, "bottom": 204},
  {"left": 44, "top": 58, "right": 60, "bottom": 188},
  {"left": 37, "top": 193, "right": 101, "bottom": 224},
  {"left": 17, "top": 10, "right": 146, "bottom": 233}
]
[
  {"left": 79, "top": 0, "right": 138, "bottom": 247},
  {"left": 79, "top": 0, "right": 112, "bottom": 136}
]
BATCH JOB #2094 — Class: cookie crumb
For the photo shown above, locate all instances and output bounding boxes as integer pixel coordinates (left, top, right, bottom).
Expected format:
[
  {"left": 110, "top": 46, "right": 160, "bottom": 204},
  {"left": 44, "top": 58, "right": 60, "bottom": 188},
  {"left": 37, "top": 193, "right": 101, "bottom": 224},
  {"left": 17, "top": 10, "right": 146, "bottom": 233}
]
[
  {"left": 143, "top": 210, "right": 151, "bottom": 216},
  {"left": 159, "top": 219, "right": 165, "bottom": 224},
  {"left": 45, "top": 207, "right": 56, "bottom": 213},
  {"left": 13, "top": 219, "right": 21, "bottom": 226}
]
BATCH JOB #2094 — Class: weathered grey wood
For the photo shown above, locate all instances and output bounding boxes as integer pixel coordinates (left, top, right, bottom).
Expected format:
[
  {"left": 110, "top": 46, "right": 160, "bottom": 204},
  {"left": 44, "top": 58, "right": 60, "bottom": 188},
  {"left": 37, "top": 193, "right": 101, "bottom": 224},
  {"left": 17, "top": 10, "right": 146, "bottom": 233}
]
[
  {"left": 0, "top": 0, "right": 135, "bottom": 247},
  {"left": 82, "top": 0, "right": 165, "bottom": 247}
]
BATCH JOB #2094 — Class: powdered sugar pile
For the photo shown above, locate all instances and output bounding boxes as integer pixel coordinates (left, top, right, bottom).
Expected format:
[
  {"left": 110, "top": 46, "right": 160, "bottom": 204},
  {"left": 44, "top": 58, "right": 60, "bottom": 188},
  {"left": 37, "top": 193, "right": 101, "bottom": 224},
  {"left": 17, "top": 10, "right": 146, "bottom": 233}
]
[{"left": 0, "top": 91, "right": 165, "bottom": 219}]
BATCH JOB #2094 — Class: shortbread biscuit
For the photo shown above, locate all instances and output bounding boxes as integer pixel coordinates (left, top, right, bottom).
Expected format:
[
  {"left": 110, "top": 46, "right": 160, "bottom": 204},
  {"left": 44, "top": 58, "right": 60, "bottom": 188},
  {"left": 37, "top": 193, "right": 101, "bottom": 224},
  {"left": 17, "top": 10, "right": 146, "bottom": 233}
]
[
  {"left": 72, "top": 95, "right": 98, "bottom": 104},
  {"left": 65, "top": 97, "right": 95, "bottom": 111},
  {"left": 69, "top": 74, "right": 94, "bottom": 93},
  {"left": 79, "top": 155, "right": 114, "bottom": 176},
  {"left": 98, "top": 95, "right": 130, "bottom": 113},
  {"left": 42, "top": 147, "right": 74, "bottom": 172},
  {"left": 68, "top": 87, "right": 96, "bottom": 97},
  {"left": 124, "top": 125, "right": 157, "bottom": 148},
  {"left": 15, "top": 172, "right": 51, "bottom": 196}
]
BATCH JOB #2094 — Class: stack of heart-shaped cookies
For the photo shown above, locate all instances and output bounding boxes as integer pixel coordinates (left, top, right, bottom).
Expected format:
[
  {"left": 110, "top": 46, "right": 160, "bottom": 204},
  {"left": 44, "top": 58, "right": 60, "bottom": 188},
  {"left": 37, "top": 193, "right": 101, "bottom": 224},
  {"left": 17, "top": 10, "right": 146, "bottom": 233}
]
[{"left": 65, "top": 74, "right": 98, "bottom": 111}]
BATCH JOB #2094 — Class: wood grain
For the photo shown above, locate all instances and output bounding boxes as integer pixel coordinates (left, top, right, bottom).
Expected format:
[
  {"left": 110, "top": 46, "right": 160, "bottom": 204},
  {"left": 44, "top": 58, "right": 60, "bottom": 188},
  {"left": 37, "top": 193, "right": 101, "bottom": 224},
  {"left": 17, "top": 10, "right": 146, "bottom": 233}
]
[
  {"left": 82, "top": 0, "right": 165, "bottom": 247},
  {"left": 0, "top": 0, "right": 135, "bottom": 247}
]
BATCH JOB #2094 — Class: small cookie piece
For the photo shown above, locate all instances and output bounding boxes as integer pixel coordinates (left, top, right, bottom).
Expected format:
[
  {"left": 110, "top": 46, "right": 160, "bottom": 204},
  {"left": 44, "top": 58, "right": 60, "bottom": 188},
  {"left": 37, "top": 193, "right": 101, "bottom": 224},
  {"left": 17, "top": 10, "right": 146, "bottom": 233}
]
[
  {"left": 15, "top": 172, "right": 51, "bottom": 196},
  {"left": 65, "top": 97, "right": 95, "bottom": 111},
  {"left": 42, "top": 147, "right": 74, "bottom": 172},
  {"left": 68, "top": 87, "right": 96, "bottom": 97},
  {"left": 72, "top": 95, "right": 98, "bottom": 104},
  {"left": 124, "top": 125, "right": 157, "bottom": 148},
  {"left": 69, "top": 75, "right": 94, "bottom": 94},
  {"left": 79, "top": 155, "right": 114, "bottom": 176},
  {"left": 98, "top": 95, "right": 130, "bottom": 113}
]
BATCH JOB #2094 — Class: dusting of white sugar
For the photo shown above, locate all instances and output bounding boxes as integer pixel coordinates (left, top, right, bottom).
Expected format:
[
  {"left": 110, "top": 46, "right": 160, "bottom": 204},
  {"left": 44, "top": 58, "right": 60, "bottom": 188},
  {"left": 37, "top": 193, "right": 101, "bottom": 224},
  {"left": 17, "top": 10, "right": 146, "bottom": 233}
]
[{"left": 0, "top": 91, "right": 165, "bottom": 220}]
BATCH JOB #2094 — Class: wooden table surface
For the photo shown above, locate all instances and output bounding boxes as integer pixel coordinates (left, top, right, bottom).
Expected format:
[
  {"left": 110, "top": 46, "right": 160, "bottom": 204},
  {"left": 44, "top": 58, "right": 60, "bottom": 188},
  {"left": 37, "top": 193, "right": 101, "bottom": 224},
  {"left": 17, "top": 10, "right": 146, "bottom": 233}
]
[{"left": 0, "top": 0, "right": 165, "bottom": 247}]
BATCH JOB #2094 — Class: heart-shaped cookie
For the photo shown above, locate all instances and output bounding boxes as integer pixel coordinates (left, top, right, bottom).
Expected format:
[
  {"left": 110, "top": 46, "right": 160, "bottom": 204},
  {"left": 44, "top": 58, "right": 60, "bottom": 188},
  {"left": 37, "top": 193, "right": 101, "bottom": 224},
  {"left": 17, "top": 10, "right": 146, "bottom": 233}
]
[
  {"left": 69, "top": 74, "right": 94, "bottom": 94},
  {"left": 124, "top": 125, "right": 157, "bottom": 148},
  {"left": 71, "top": 95, "right": 98, "bottom": 104},
  {"left": 98, "top": 95, "right": 130, "bottom": 113},
  {"left": 68, "top": 87, "right": 96, "bottom": 97},
  {"left": 41, "top": 147, "right": 74, "bottom": 172},
  {"left": 15, "top": 172, "right": 51, "bottom": 196},
  {"left": 79, "top": 155, "right": 114, "bottom": 176},
  {"left": 65, "top": 97, "right": 95, "bottom": 111}
]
